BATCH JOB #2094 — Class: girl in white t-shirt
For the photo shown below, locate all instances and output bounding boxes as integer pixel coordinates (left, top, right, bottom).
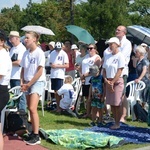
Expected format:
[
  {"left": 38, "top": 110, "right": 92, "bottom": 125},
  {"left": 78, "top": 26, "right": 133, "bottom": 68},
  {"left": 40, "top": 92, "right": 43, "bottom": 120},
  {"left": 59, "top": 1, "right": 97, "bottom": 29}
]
[
  {"left": 0, "top": 30, "right": 12, "bottom": 150},
  {"left": 20, "top": 31, "right": 45, "bottom": 145},
  {"left": 57, "top": 75, "right": 76, "bottom": 113}
]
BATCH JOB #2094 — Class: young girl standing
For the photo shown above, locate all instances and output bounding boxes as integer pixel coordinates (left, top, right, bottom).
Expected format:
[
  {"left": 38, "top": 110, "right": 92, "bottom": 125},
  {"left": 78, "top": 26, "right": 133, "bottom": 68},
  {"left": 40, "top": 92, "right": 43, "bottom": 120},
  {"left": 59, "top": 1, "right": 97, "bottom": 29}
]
[{"left": 20, "top": 31, "right": 45, "bottom": 145}]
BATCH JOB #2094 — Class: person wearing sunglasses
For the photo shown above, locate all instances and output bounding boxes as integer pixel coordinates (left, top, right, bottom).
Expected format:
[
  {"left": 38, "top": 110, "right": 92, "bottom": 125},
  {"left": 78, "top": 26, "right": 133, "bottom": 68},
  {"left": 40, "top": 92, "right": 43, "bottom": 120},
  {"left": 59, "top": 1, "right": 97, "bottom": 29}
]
[{"left": 81, "top": 43, "right": 102, "bottom": 118}]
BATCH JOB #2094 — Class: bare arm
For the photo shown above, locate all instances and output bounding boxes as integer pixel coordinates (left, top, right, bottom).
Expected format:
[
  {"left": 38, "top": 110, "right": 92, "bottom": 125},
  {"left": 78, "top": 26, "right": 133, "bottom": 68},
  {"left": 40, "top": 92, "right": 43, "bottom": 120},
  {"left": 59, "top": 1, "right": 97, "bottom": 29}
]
[
  {"left": 135, "top": 66, "right": 147, "bottom": 83},
  {"left": 50, "top": 63, "right": 69, "bottom": 69}
]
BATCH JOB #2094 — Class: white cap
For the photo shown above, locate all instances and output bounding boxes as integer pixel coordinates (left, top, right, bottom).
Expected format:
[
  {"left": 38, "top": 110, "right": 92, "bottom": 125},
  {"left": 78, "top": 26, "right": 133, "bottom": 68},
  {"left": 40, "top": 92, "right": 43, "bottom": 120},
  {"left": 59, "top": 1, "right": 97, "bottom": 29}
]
[
  {"left": 71, "top": 44, "right": 78, "bottom": 50},
  {"left": 141, "top": 43, "right": 148, "bottom": 47},
  {"left": 105, "top": 37, "right": 120, "bottom": 46},
  {"left": 49, "top": 41, "right": 55, "bottom": 48}
]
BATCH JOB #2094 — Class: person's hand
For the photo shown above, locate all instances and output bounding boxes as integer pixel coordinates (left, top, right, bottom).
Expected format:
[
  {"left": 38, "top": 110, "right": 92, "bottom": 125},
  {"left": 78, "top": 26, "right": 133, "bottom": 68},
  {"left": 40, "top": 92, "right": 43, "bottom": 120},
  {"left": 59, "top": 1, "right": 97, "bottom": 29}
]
[
  {"left": 135, "top": 78, "right": 141, "bottom": 83},
  {"left": 21, "top": 84, "right": 30, "bottom": 92},
  {"left": 51, "top": 64, "right": 57, "bottom": 69}
]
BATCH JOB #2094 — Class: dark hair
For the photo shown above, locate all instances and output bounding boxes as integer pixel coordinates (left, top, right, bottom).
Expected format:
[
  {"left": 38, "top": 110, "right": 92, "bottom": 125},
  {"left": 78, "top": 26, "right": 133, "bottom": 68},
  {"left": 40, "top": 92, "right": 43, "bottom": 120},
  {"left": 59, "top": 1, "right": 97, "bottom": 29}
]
[
  {"left": 0, "top": 29, "right": 7, "bottom": 42},
  {"left": 64, "top": 40, "right": 72, "bottom": 45}
]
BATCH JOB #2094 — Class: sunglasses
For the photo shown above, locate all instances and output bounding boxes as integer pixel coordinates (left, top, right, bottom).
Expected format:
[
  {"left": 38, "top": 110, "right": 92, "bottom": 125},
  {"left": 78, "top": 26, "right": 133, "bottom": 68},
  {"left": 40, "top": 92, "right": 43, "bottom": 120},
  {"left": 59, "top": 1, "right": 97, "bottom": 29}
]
[{"left": 88, "top": 47, "right": 94, "bottom": 50}]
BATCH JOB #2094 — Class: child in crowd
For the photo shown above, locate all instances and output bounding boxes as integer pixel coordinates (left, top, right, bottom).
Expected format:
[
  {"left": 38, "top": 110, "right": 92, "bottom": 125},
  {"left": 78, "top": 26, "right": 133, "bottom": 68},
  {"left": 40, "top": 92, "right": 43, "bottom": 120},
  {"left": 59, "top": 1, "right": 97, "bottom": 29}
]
[
  {"left": 88, "top": 65, "right": 104, "bottom": 127},
  {"left": 57, "top": 75, "right": 76, "bottom": 113}
]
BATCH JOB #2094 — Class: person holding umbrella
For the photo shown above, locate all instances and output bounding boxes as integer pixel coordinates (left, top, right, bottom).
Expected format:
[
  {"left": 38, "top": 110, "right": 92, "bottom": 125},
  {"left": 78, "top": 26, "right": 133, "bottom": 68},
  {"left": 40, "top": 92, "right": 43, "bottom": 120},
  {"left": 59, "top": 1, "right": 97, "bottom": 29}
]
[{"left": 20, "top": 31, "right": 45, "bottom": 145}]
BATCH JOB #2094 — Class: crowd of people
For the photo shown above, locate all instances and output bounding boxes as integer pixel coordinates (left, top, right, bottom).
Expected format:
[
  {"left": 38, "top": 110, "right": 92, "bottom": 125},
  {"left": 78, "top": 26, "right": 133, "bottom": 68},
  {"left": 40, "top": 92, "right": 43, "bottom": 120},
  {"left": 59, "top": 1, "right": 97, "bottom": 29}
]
[{"left": 0, "top": 25, "right": 150, "bottom": 148}]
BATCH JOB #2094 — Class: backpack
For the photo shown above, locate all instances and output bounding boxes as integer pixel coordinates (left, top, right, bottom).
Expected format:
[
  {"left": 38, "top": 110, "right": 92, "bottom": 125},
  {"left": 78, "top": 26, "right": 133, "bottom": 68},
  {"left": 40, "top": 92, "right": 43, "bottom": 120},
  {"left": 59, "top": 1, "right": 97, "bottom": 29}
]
[
  {"left": 6, "top": 109, "right": 32, "bottom": 135},
  {"left": 133, "top": 102, "right": 148, "bottom": 122}
]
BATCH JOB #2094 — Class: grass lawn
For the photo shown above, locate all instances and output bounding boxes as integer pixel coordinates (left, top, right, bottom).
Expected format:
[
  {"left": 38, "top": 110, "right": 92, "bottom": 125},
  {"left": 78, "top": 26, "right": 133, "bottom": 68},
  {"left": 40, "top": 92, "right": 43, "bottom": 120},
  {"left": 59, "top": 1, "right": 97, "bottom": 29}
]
[{"left": 38, "top": 106, "right": 150, "bottom": 150}]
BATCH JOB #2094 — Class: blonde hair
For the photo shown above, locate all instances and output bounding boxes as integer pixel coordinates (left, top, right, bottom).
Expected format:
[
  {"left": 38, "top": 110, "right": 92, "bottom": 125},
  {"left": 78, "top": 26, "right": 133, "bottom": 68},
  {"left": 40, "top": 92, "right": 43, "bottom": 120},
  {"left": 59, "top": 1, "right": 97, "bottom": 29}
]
[
  {"left": 26, "top": 31, "right": 40, "bottom": 44},
  {"left": 64, "top": 75, "right": 73, "bottom": 84},
  {"left": 135, "top": 45, "right": 146, "bottom": 56}
]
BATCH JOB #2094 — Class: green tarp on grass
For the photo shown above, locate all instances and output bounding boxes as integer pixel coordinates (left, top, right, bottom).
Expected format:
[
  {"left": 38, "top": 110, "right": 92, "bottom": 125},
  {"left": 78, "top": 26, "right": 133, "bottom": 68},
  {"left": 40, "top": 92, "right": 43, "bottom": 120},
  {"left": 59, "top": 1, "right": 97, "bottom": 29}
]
[{"left": 41, "top": 128, "right": 125, "bottom": 149}]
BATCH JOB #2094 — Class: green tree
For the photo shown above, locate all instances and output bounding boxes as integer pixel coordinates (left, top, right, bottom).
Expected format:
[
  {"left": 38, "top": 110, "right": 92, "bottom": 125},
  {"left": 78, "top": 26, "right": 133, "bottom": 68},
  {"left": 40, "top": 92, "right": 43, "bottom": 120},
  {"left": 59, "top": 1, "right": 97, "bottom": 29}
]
[{"left": 128, "top": 0, "right": 150, "bottom": 27}]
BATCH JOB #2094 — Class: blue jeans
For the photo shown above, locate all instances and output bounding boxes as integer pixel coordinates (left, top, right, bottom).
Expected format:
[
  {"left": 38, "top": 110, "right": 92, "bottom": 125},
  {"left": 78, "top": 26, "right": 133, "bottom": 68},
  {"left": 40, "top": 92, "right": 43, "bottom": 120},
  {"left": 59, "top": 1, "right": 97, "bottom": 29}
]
[{"left": 10, "top": 79, "right": 27, "bottom": 111}]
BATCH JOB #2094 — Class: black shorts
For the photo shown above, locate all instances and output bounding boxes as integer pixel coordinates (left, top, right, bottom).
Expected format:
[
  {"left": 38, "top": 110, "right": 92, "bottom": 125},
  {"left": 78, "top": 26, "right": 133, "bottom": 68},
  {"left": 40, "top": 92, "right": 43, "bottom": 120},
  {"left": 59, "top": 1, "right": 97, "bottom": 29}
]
[
  {"left": 82, "top": 84, "right": 90, "bottom": 97},
  {"left": 0, "top": 85, "right": 9, "bottom": 121},
  {"left": 51, "top": 78, "right": 63, "bottom": 91}
]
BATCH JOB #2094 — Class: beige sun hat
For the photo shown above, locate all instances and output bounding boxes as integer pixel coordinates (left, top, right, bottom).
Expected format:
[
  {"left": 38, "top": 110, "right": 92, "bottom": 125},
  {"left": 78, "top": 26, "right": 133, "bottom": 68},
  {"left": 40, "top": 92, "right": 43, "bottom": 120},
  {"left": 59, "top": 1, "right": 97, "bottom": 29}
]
[{"left": 9, "top": 31, "right": 20, "bottom": 37}]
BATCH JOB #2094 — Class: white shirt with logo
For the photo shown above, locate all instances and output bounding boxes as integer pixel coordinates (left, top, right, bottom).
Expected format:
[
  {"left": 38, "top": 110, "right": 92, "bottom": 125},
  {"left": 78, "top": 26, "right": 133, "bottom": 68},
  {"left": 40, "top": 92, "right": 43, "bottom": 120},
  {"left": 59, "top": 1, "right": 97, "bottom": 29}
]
[
  {"left": 82, "top": 54, "right": 100, "bottom": 85},
  {"left": 103, "top": 52, "right": 125, "bottom": 78},
  {"left": 20, "top": 47, "right": 45, "bottom": 81},
  {"left": 57, "top": 83, "right": 76, "bottom": 109},
  {"left": 9, "top": 43, "right": 26, "bottom": 79},
  {"left": 49, "top": 50, "right": 69, "bottom": 79}
]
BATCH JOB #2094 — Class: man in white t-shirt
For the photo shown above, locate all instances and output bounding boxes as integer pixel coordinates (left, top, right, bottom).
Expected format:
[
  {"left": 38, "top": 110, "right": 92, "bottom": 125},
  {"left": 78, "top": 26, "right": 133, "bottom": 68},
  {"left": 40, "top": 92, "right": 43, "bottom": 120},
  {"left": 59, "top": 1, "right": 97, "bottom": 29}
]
[
  {"left": 9, "top": 31, "right": 27, "bottom": 111},
  {"left": 49, "top": 42, "right": 69, "bottom": 111},
  {"left": 115, "top": 26, "right": 132, "bottom": 122}
]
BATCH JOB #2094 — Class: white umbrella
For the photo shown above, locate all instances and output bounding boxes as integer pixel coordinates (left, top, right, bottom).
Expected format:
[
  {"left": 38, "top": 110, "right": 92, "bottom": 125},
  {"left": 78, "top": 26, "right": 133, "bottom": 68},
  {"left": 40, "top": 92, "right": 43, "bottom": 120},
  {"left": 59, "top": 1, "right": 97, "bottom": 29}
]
[{"left": 21, "top": 25, "right": 55, "bottom": 35}]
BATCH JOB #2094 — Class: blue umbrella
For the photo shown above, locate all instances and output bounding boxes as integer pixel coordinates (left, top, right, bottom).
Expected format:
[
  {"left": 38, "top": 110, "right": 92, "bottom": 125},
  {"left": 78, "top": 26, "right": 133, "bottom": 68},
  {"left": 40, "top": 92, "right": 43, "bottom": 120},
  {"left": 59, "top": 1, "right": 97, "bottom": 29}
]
[
  {"left": 127, "top": 25, "right": 150, "bottom": 45},
  {"left": 65, "top": 25, "right": 95, "bottom": 44}
]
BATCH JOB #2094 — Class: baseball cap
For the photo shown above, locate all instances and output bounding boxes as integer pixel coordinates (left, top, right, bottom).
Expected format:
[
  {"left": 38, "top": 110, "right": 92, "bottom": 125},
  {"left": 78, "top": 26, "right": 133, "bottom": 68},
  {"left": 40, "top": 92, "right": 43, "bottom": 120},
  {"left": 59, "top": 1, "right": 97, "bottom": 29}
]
[
  {"left": 105, "top": 37, "right": 120, "bottom": 46},
  {"left": 9, "top": 31, "right": 20, "bottom": 37},
  {"left": 89, "top": 65, "right": 100, "bottom": 76},
  {"left": 55, "top": 42, "right": 62, "bottom": 51}
]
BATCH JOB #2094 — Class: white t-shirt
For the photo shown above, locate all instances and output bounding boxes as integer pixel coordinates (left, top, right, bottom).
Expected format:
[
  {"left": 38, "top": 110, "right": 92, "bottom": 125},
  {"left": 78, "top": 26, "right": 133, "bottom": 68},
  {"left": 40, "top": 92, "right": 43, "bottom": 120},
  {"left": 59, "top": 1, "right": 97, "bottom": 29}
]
[
  {"left": 20, "top": 47, "right": 45, "bottom": 81},
  {"left": 119, "top": 36, "right": 132, "bottom": 76},
  {"left": 9, "top": 43, "right": 26, "bottom": 79},
  {"left": 82, "top": 54, "right": 100, "bottom": 85},
  {"left": 57, "top": 83, "right": 76, "bottom": 109},
  {"left": 0, "top": 49, "right": 12, "bottom": 85},
  {"left": 49, "top": 50, "right": 69, "bottom": 79},
  {"left": 103, "top": 52, "right": 125, "bottom": 78}
]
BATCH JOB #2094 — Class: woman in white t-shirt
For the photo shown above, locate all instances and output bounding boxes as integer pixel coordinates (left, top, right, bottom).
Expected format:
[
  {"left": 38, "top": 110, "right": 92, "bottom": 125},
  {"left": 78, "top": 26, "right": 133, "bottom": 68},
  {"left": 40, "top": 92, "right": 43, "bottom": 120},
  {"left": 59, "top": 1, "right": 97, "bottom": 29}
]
[
  {"left": 0, "top": 30, "right": 12, "bottom": 150},
  {"left": 103, "top": 37, "right": 125, "bottom": 129},
  {"left": 81, "top": 43, "right": 102, "bottom": 118},
  {"left": 20, "top": 31, "right": 45, "bottom": 145}
]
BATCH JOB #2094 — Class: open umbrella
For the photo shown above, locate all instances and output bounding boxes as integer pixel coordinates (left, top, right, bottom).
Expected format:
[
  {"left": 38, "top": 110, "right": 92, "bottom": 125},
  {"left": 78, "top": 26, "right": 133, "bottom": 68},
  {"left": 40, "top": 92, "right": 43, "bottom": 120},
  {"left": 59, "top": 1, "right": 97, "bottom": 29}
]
[
  {"left": 127, "top": 25, "right": 150, "bottom": 45},
  {"left": 65, "top": 25, "right": 95, "bottom": 44},
  {"left": 21, "top": 25, "right": 55, "bottom": 35}
]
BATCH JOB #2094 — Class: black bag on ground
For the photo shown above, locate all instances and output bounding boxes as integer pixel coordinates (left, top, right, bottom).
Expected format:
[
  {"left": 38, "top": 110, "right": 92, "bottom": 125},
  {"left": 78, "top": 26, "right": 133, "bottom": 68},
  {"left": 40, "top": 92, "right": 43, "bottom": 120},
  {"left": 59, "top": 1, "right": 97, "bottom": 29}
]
[
  {"left": 133, "top": 102, "right": 148, "bottom": 122},
  {"left": 7, "top": 109, "right": 32, "bottom": 134}
]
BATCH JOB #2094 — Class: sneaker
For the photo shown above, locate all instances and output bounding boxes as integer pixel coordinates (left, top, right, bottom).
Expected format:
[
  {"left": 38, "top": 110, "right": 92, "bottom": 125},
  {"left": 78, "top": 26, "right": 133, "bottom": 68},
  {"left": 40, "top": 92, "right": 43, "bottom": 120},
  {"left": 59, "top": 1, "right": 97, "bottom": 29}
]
[
  {"left": 26, "top": 135, "right": 41, "bottom": 145},
  {"left": 89, "top": 122, "right": 96, "bottom": 126},
  {"left": 23, "top": 132, "right": 34, "bottom": 142}
]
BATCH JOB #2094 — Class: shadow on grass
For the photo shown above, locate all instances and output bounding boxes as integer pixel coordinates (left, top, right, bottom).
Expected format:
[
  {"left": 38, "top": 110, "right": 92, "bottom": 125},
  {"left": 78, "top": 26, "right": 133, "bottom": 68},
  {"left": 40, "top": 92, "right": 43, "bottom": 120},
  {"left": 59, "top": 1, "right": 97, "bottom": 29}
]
[{"left": 55, "top": 120, "right": 89, "bottom": 127}]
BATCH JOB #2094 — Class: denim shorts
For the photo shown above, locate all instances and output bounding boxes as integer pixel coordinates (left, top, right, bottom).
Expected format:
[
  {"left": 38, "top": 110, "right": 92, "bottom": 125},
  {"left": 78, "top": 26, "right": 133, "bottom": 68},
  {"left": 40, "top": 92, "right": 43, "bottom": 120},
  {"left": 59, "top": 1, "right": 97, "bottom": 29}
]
[
  {"left": 25, "top": 81, "right": 45, "bottom": 96},
  {"left": 91, "top": 98, "right": 105, "bottom": 109}
]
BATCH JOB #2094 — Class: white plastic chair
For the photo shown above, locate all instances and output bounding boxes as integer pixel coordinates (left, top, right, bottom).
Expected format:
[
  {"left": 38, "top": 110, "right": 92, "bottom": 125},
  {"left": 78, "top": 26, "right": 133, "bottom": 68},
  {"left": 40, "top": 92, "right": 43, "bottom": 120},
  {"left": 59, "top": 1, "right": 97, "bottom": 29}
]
[
  {"left": 1, "top": 86, "right": 23, "bottom": 133},
  {"left": 46, "top": 74, "right": 54, "bottom": 101},
  {"left": 126, "top": 80, "right": 146, "bottom": 121},
  {"left": 39, "top": 80, "right": 47, "bottom": 116}
]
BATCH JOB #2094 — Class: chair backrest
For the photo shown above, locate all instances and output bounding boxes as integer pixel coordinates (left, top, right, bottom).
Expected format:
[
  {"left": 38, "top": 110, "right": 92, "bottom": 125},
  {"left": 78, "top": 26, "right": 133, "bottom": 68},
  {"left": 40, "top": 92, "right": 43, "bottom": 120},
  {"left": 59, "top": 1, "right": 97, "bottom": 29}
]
[
  {"left": 126, "top": 80, "right": 146, "bottom": 100},
  {"left": 9, "top": 86, "right": 23, "bottom": 101}
]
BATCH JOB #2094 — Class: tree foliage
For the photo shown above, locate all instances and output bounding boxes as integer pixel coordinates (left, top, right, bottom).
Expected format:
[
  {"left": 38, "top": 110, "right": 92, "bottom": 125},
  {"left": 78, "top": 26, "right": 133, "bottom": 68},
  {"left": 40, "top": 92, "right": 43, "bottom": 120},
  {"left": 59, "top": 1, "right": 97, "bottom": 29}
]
[{"left": 0, "top": 0, "right": 149, "bottom": 43}]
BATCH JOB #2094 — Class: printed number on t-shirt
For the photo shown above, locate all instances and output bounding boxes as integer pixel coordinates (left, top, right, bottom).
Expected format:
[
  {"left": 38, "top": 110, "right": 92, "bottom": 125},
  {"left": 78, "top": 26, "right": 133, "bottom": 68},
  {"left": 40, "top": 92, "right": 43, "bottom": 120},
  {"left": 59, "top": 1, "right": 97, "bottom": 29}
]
[{"left": 69, "top": 90, "right": 74, "bottom": 99}]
